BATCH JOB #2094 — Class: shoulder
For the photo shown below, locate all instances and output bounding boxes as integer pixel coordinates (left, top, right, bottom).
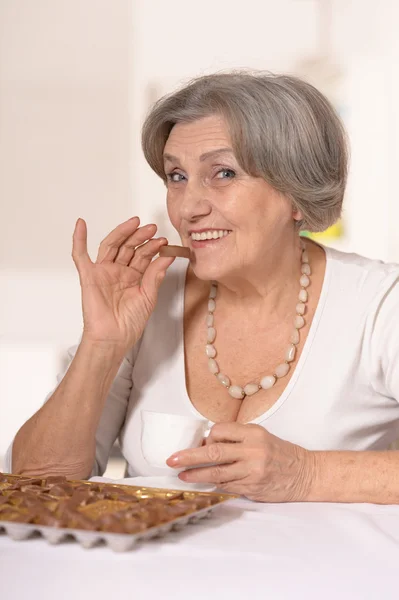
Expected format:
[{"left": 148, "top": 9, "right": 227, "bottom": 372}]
[{"left": 325, "top": 245, "right": 399, "bottom": 309}]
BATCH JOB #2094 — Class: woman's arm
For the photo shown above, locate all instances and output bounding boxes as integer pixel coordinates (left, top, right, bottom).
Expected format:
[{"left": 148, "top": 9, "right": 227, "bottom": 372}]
[
  {"left": 307, "top": 449, "right": 399, "bottom": 504},
  {"left": 12, "top": 340, "right": 128, "bottom": 479},
  {"left": 11, "top": 216, "right": 175, "bottom": 479},
  {"left": 167, "top": 424, "right": 399, "bottom": 504}
]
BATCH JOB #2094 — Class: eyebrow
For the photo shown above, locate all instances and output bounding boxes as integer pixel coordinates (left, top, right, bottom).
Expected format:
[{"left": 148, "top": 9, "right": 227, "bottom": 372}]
[{"left": 163, "top": 147, "right": 234, "bottom": 164}]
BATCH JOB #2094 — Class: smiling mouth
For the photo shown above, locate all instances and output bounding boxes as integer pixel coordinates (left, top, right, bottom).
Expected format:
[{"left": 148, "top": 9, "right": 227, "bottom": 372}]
[{"left": 190, "top": 229, "right": 231, "bottom": 241}]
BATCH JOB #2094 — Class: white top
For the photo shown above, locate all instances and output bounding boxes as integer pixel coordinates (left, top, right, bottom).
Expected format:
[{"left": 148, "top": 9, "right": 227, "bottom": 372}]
[{"left": 5, "top": 246, "right": 399, "bottom": 476}]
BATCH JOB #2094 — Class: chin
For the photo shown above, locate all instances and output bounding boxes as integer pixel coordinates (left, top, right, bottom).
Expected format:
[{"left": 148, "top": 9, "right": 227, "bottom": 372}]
[{"left": 190, "top": 256, "right": 233, "bottom": 282}]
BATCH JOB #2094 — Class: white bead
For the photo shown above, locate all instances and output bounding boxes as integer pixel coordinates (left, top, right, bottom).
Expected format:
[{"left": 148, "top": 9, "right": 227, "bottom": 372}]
[
  {"left": 301, "top": 263, "right": 311, "bottom": 275},
  {"left": 286, "top": 344, "right": 296, "bottom": 362},
  {"left": 206, "top": 344, "right": 216, "bottom": 358},
  {"left": 228, "top": 385, "right": 245, "bottom": 399},
  {"left": 300, "top": 274, "right": 310, "bottom": 288},
  {"left": 206, "top": 314, "right": 214, "bottom": 327},
  {"left": 296, "top": 302, "right": 306, "bottom": 315},
  {"left": 260, "top": 375, "right": 276, "bottom": 390},
  {"left": 275, "top": 363, "right": 290, "bottom": 378},
  {"left": 209, "top": 285, "right": 217, "bottom": 299},
  {"left": 217, "top": 373, "right": 230, "bottom": 387},
  {"left": 208, "top": 358, "right": 219, "bottom": 374},
  {"left": 294, "top": 315, "right": 305, "bottom": 329},
  {"left": 207, "top": 327, "right": 216, "bottom": 343},
  {"left": 302, "top": 250, "right": 309, "bottom": 263},
  {"left": 299, "top": 289, "right": 308, "bottom": 302},
  {"left": 208, "top": 299, "right": 216, "bottom": 312},
  {"left": 290, "top": 329, "right": 300, "bottom": 344},
  {"left": 244, "top": 383, "right": 260, "bottom": 396}
]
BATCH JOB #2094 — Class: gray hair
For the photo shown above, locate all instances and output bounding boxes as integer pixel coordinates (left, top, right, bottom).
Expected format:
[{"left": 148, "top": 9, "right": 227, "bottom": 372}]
[{"left": 142, "top": 71, "right": 348, "bottom": 232}]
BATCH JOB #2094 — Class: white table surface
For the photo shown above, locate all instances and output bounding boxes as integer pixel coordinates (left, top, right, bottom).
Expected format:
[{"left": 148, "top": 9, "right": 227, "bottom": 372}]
[{"left": 1, "top": 477, "right": 398, "bottom": 600}]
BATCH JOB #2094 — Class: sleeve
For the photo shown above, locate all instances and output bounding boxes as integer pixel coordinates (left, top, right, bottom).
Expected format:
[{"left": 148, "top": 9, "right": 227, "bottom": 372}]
[
  {"left": 368, "top": 272, "right": 399, "bottom": 400},
  {"left": 4, "top": 342, "right": 136, "bottom": 477}
]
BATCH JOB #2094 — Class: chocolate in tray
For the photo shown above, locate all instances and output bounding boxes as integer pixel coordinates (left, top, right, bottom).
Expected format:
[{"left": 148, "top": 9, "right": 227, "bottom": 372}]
[{"left": 0, "top": 473, "right": 232, "bottom": 536}]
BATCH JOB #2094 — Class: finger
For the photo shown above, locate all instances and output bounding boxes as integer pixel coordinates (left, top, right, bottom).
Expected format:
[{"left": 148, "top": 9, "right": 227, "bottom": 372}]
[
  {"left": 140, "top": 254, "right": 175, "bottom": 301},
  {"left": 128, "top": 238, "right": 167, "bottom": 273},
  {"left": 96, "top": 216, "right": 142, "bottom": 263},
  {"left": 178, "top": 461, "right": 247, "bottom": 485},
  {"left": 166, "top": 442, "right": 244, "bottom": 469},
  {"left": 72, "top": 218, "right": 92, "bottom": 273},
  {"left": 206, "top": 422, "right": 251, "bottom": 445},
  {"left": 113, "top": 224, "right": 159, "bottom": 266}
]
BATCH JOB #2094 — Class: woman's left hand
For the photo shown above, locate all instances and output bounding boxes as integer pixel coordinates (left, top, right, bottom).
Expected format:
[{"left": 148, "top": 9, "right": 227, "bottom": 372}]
[{"left": 166, "top": 423, "right": 316, "bottom": 502}]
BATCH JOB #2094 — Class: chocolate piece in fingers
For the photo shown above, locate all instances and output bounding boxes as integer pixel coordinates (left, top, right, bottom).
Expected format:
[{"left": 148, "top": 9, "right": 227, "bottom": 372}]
[{"left": 159, "top": 245, "right": 191, "bottom": 259}]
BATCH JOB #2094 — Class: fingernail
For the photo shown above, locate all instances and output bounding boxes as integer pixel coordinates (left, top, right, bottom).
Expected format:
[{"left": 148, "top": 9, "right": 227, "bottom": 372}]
[{"left": 167, "top": 454, "right": 180, "bottom": 466}]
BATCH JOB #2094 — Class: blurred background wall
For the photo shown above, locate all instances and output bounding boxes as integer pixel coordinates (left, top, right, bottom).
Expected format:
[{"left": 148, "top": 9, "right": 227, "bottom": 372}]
[{"left": 1, "top": 0, "right": 398, "bottom": 467}]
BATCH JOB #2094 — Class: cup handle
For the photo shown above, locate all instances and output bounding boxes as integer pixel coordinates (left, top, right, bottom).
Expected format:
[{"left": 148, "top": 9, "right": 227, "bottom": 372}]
[{"left": 201, "top": 423, "right": 212, "bottom": 445}]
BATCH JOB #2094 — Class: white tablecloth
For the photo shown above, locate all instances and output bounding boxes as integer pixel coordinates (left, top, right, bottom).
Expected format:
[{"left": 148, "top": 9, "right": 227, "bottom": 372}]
[{"left": 1, "top": 477, "right": 398, "bottom": 600}]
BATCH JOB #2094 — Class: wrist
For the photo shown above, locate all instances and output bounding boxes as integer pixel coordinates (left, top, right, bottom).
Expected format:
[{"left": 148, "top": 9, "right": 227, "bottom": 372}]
[
  {"left": 300, "top": 450, "right": 327, "bottom": 502},
  {"left": 71, "top": 339, "right": 127, "bottom": 397},
  {"left": 293, "top": 447, "right": 322, "bottom": 502},
  {"left": 79, "top": 336, "right": 128, "bottom": 359},
  {"left": 77, "top": 338, "right": 128, "bottom": 377}
]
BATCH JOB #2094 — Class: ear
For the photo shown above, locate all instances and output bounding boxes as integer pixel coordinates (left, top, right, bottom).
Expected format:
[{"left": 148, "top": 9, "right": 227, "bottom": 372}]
[{"left": 292, "top": 207, "right": 303, "bottom": 222}]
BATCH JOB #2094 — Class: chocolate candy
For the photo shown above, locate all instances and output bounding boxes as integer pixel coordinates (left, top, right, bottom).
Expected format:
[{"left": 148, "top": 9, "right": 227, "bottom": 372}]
[
  {"left": 47, "top": 484, "right": 74, "bottom": 498},
  {"left": 44, "top": 476, "right": 68, "bottom": 487},
  {"left": 98, "top": 515, "right": 126, "bottom": 534},
  {"left": 65, "top": 491, "right": 92, "bottom": 509},
  {"left": 188, "top": 496, "right": 213, "bottom": 509},
  {"left": 35, "top": 509, "right": 68, "bottom": 528},
  {"left": 123, "top": 520, "right": 147, "bottom": 534},
  {"left": 170, "top": 500, "right": 199, "bottom": 514},
  {"left": 103, "top": 491, "right": 139, "bottom": 503},
  {"left": 159, "top": 245, "right": 191, "bottom": 259},
  {"left": 11, "top": 478, "right": 43, "bottom": 488},
  {"left": 20, "top": 484, "right": 48, "bottom": 494},
  {"left": 67, "top": 512, "right": 97, "bottom": 531}
]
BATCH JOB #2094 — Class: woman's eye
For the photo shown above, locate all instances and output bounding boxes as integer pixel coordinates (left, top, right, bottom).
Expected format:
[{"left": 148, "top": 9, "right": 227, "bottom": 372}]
[
  {"left": 167, "top": 172, "right": 185, "bottom": 183},
  {"left": 215, "top": 168, "right": 236, "bottom": 180}
]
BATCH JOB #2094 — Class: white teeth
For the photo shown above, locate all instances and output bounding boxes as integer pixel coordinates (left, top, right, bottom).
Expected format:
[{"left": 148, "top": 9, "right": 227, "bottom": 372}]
[{"left": 190, "top": 230, "right": 230, "bottom": 241}]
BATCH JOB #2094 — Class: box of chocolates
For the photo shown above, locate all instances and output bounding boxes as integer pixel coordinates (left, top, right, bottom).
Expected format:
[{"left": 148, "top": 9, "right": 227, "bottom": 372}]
[{"left": 0, "top": 473, "right": 235, "bottom": 552}]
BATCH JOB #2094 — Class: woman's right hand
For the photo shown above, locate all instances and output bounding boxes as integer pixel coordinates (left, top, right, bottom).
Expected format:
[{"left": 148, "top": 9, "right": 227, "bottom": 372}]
[{"left": 72, "top": 216, "right": 175, "bottom": 351}]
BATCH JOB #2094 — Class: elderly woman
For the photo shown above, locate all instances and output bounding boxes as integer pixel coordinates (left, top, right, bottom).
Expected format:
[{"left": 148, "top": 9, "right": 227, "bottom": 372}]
[{"left": 7, "top": 72, "right": 399, "bottom": 504}]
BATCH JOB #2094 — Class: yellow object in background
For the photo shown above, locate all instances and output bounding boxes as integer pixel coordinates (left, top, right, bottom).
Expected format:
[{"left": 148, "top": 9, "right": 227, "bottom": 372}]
[{"left": 301, "top": 220, "right": 344, "bottom": 242}]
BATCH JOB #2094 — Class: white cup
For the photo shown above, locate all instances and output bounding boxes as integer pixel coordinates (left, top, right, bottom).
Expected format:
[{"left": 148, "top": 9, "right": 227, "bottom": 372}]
[{"left": 141, "top": 410, "right": 210, "bottom": 473}]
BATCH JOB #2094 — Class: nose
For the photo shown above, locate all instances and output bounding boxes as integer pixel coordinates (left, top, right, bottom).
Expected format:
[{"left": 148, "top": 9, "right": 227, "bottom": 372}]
[{"left": 179, "top": 178, "right": 212, "bottom": 222}]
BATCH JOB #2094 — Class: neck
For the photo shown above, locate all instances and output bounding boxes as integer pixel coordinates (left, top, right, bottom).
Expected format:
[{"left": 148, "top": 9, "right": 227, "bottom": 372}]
[{"left": 215, "top": 235, "right": 304, "bottom": 315}]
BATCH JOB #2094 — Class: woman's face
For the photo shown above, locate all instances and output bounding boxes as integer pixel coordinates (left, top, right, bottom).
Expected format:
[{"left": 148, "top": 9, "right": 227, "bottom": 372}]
[{"left": 164, "top": 115, "right": 300, "bottom": 281}]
